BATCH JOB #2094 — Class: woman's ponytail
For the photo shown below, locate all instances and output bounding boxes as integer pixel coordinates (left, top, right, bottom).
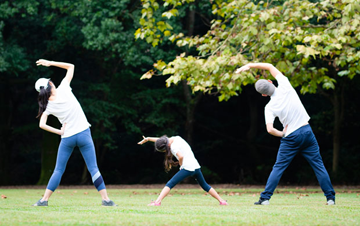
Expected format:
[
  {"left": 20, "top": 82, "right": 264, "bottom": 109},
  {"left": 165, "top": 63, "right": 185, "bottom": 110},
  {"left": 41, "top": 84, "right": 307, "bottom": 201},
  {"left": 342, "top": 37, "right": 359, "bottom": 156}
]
[
  {"left": 155, "top": 136, "right": 179, "bottom": 172},
  {"left": 36, "top": 83, "right": 51, "bottom": 118}
]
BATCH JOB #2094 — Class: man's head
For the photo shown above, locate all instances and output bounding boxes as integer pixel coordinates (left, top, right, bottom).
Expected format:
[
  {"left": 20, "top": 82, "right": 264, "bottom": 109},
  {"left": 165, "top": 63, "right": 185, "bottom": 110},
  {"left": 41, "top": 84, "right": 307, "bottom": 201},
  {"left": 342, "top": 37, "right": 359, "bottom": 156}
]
[{"left": 255, "top": 79, "right": 275, "bottom": 96}]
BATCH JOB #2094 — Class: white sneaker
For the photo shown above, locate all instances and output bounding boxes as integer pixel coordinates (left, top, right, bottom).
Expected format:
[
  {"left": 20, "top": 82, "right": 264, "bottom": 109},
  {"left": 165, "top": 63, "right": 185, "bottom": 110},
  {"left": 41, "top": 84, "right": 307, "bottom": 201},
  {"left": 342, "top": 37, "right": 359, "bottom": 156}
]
[
  {"left": 254, "top": 198, "right": 270, "bottom": 205},
  {"left": 326, "top": 199, "right": 335, "bottom": 205}
]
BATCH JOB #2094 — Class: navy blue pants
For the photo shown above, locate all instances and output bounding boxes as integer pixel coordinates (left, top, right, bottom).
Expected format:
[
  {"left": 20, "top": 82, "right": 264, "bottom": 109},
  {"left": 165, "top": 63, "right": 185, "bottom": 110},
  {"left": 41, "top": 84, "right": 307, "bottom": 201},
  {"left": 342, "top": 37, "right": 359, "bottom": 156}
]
[
  {"left": 261, "top": 125, "right": 335, "bottom": 200},
  {"left": 47, "top": 128, "right": 105, "bottom": 192},
  {"left": 166, "top": 168, "right": 211, "bottom": 192}
]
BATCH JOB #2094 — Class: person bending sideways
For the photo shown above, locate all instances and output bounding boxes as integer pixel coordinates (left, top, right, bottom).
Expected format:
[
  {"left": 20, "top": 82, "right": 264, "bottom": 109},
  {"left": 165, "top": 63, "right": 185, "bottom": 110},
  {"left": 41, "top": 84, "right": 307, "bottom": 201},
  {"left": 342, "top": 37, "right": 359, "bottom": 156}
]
[
  {"left": 33, "top": 59, "right": 116, "bottom": 207},
  {"left": 138, "top": 135, "right": 228, "bottom": 206},
  {"left": 236, "top": 62, "right": 336, "bottom": 205}
]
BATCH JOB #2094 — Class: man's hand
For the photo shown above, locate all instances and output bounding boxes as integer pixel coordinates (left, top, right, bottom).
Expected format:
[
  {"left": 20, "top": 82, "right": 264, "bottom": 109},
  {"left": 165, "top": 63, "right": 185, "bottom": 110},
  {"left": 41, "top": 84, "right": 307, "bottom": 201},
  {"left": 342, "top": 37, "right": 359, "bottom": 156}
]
[
  {"left": 235, "top": 64, "right": 251, "bottom": 74},
  {"left": 282, "top": 125, "right": 288, "bottom": 137}
]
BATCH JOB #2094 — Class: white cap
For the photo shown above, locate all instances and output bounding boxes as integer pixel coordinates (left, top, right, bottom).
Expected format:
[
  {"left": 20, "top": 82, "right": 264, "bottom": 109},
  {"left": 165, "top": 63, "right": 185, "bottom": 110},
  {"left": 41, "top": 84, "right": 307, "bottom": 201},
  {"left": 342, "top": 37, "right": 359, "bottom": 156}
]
[{"left": 35, "top": 78, "right": 50, "bottom": 92}]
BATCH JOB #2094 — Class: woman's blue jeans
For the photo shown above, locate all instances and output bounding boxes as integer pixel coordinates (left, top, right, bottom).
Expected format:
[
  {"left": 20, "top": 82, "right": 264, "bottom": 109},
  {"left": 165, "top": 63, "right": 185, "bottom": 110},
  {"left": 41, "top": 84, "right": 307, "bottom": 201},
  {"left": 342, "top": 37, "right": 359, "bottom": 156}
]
[{"left": 46, "top": 128, "right": 105, "bottom": 191}]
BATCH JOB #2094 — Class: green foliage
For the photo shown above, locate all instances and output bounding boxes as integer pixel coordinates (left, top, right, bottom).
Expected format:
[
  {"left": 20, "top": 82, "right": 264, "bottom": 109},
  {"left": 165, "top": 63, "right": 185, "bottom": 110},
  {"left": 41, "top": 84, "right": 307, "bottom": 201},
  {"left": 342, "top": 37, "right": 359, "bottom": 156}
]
[
  {"left": 136, "top": 0, "right": 196, "bottom": 47},
  {"left": 137, "top": 0, "right": 360, "bottom": 101},
  {"left": 1, "top": 0, "right": 359, "bottom": 186},
  {"left": 0, "top": 1, "right": 34, "bottom": 74},
  {"left": 0, "top": 0, "right": 188, "bottom": 184}
]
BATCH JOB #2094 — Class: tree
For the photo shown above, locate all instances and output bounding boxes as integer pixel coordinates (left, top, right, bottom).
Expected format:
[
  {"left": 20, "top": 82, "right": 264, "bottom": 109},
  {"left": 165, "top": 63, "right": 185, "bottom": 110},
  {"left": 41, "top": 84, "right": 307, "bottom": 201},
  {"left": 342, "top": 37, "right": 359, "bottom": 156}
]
[
  {"left": 136, "top": 0, "right": 360, "bottom": 175},
  {"left": 1, "top": 0, "right": 190, "bottom": 185},
  {"left": 0, "top": 0, "right": 37, "bottom": 185},
  {"left": 136, "top": 0, "right": 217, "bottom": 145}
]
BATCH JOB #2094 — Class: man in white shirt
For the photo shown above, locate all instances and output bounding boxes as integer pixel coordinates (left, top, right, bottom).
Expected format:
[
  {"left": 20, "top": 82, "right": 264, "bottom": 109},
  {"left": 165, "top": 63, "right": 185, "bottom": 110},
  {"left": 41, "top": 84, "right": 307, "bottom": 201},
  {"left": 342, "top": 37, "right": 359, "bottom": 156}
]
[{"left": 236, "top": 63, "right": 335, "bottom": 205}]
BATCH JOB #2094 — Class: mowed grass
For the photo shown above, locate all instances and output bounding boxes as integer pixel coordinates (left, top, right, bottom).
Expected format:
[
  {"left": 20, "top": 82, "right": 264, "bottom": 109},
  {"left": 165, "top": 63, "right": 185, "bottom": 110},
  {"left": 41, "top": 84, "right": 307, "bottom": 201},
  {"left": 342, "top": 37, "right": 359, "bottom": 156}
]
[{"left": 0, "top": 187, "right": 359, "bottom": 225}]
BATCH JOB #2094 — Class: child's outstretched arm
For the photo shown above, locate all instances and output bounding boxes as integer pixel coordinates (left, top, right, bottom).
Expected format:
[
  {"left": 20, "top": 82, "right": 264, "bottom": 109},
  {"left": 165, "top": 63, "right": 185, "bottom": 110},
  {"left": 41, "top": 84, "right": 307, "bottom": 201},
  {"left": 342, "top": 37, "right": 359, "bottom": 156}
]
[{"left": 137, "top": 136, "right": 159, "bottom": 145}]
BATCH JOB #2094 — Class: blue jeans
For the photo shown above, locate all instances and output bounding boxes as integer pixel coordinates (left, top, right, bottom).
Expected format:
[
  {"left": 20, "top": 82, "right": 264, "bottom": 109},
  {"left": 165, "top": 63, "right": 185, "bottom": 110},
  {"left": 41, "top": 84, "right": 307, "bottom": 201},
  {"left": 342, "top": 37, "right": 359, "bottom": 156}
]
[
  {"left": 261, "top": 125, "right": 335, "bottom": 200},
  {"left": 46, "top": 128, "right": 105, "bottom": 191},
  {"left": 166, "top": 168, "right": 211, "bottom": 192}
]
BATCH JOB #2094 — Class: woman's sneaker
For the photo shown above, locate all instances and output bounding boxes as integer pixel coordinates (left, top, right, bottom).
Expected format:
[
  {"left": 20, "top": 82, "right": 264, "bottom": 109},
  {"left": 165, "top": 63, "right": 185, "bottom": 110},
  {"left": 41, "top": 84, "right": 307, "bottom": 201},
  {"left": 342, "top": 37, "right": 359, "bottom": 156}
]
[
  {"left": 220, "top": 200, "right": 228, "bottom": 205},
  {"left": 32, "top": 199, "right": 48, "bottom": 206},
  {"left": 254, "top": 197, "right": 270, "bottom": 205},
  {"left": 102, "top": 200, "right": 117, "bottom": 206},
  {"left": 326, "top": 199, "right": 335, "bottom": 205}
]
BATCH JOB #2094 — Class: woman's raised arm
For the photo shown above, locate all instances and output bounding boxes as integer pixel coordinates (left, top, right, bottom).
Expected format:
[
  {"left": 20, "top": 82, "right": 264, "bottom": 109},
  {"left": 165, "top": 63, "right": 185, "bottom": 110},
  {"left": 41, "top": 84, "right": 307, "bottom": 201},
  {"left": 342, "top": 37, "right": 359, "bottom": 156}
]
[{"left": 36, "top": 59, "right": 75, "bottom": 84}]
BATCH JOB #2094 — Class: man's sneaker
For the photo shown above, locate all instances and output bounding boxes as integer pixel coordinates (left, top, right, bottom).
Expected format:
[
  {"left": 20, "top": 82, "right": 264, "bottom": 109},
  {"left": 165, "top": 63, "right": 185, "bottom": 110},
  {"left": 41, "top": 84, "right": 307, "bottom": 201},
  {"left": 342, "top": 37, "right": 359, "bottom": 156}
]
[
  {"left": 102, "top": 200, "right": 117, "bottom": 206},
  {"left": 326, "top": 199, "right": 335, "bottom": 205},
  {"left": 254, "top": 197, "right": 270, "bottom": 205},
  {"left": 32, "top": 199, "right": 48, "bottom": 206},
  {"left": 148, "top": 201, "right": 161, "bottom": 206},
  {"left": 220, "top": 200, "right": 228, "bottom": 205}
]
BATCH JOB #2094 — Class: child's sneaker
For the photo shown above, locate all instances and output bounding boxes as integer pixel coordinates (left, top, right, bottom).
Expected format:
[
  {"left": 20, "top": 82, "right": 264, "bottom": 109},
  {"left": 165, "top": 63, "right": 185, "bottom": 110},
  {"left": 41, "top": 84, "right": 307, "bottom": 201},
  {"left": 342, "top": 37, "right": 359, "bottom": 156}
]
[
  {"left": 254, "top": 197, "right": 270, "bottom": 205},
  {"left": 148, "top": 201, "right": 161, "bottom": 206},
  {"left": 32, "top": 199, "right": 48, "bottom": 206},
  {"left": 102, "top": 200, "right": 117, "bottom": 206},
  {"left": 220, "top": 200, "right": 228, "bottom": 205},
  {"left": 326, "top": 199, "right": 335, "bottom": 205}
]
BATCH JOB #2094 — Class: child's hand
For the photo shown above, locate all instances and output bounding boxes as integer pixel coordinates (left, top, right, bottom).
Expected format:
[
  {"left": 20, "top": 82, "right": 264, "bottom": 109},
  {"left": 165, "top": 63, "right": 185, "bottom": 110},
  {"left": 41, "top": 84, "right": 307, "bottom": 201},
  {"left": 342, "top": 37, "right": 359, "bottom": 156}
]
[{"left": 137, "top": 136, "right": 149, "bottom": 145}]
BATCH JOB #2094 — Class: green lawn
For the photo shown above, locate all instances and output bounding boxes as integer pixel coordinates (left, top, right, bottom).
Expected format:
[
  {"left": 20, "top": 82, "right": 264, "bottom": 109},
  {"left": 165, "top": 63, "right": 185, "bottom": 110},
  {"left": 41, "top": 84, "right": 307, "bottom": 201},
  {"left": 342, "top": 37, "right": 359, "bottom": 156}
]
[{"left": 0, "top": 187, "right": 359, "bottom": 225}]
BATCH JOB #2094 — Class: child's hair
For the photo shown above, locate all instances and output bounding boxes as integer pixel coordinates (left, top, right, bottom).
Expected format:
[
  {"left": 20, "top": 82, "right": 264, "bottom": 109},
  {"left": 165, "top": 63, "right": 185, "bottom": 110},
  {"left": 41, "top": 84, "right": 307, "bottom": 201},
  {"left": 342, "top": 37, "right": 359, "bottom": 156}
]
[
  {"left": 155, "top": 135, "right": 179, "bottom": 172},
  {"left": 36, "top": 82, "right": 52, "bottom": 118}
]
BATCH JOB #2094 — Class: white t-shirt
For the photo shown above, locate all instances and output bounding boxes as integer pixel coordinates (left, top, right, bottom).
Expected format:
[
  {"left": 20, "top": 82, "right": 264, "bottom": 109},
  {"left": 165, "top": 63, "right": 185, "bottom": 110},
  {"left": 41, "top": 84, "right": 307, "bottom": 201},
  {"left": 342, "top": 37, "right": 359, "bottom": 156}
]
[
  {"left": 170, "top": 136, "right": 200, "bottom": 171},
  {"left": 44, "top": 79, "right": 91, "bottom": 138},
  {"left": 264, "top": 73, "right": 310, "bottom": 137}
]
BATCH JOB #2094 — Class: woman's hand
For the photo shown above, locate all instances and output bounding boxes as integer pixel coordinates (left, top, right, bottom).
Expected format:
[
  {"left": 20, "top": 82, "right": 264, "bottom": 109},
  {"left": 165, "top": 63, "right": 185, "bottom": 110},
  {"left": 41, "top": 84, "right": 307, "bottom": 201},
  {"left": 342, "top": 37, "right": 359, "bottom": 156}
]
[
  {"left": 60, "top": 123, "right": 67, "bottom": 136},
  {"left": 137, "top": 136, "right": 149, "bottom": 145},
  {"left": 36, "top": 59, "right": 52, "bottom": 67}
]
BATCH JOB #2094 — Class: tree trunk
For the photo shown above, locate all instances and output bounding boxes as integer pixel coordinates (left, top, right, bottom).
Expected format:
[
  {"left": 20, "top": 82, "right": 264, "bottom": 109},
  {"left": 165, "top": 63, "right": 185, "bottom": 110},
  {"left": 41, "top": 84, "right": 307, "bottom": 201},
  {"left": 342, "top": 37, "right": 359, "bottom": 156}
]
[
  {"left": 332, "top": 96, "right": 340, "bottom": 173},
  {"left": 181, "top": 7, "right": 202, "bottom": 146},
  {"left": 182, "top": 80, "right": 202, "bottom": 146},
  {"left": 318, "top": 72, "right": 345, "bottom": 175},
  {"left": 186, "top": 6, "right": 195, "bottom": 36},
  {"left": 331, "top": 82, "right": 345, "bottom": 174},
  {"left": 37, "top": 115, "right": 60, "bottom": 185},
  {"left": 245, "top": 86, "right": 259, "bottom": 142},
  {"left": 80, "top": 164, "right": 89, "bottom": 185},
  {"left": 242, "top": 86, "right": 261, "bottom": 182},
  {"left": 0, "top": 82, "right": 11, "bottom": 185},
  {"left": 0, "top": 128, "right": 10, "bottom": 185}
]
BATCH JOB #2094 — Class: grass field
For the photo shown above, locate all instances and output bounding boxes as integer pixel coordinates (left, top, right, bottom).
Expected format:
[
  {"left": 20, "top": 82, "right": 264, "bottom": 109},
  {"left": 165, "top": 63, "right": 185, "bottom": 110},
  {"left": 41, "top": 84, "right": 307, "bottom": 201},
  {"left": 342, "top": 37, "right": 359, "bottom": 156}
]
[{"left": 0, "top": 186, "right": 359, "bottom": 225}]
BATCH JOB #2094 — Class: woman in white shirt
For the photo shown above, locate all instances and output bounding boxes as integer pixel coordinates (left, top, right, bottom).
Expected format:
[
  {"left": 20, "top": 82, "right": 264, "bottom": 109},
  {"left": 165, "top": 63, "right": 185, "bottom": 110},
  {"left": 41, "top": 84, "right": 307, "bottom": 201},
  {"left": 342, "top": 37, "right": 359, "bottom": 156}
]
[
  {"left": 32, "top": 59, "right": 116, "bottom": 207},
  {"left": 138, "top": 135, "right": 228, "bottom": 206}
]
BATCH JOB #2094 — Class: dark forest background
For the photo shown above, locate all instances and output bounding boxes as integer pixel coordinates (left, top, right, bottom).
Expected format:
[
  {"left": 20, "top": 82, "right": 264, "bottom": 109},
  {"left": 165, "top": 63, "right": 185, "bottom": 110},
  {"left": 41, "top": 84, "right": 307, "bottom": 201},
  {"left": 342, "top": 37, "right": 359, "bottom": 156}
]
[{"left": 0, "top": 0, "right": 359, "bottom": 187}]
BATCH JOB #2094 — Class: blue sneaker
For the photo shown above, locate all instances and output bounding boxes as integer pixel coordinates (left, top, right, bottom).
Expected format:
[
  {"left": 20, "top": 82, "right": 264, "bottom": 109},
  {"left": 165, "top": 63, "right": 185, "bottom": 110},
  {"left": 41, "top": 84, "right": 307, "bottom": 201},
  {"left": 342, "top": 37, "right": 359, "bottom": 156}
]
[{"left": 32, "top": 199, "right": 48, "bottom": 206}]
